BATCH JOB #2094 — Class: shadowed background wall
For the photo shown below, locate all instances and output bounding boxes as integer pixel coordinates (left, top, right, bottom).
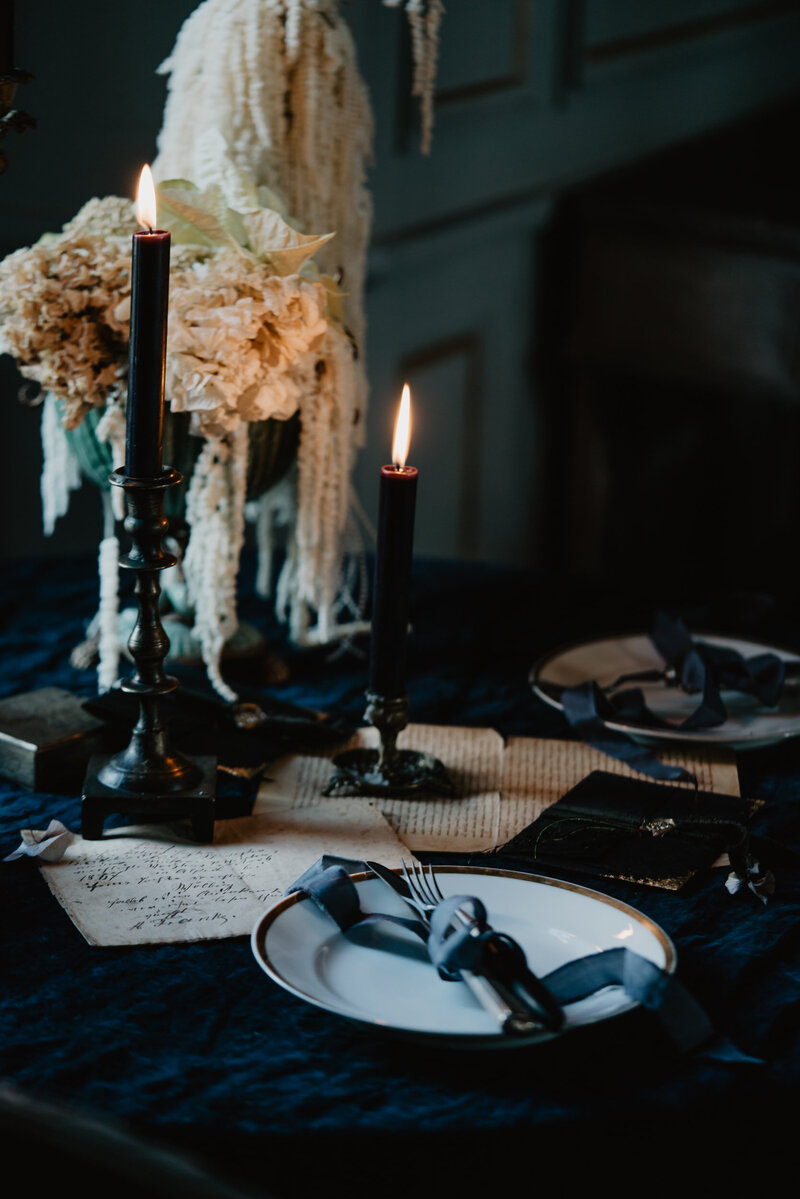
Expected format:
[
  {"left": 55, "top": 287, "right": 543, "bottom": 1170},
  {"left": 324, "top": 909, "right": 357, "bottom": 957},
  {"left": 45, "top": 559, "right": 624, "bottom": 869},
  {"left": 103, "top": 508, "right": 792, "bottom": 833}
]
[{"left": 2, "top": 0, "right": 800, "bottom": 600}]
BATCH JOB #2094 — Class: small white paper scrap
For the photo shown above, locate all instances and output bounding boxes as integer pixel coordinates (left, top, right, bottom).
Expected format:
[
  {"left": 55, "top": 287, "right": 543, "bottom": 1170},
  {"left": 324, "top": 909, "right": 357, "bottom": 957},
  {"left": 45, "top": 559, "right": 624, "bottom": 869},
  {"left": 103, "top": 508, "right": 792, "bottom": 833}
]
[{"left": 4, "top": 819, "right": 75, "bottom": 863}]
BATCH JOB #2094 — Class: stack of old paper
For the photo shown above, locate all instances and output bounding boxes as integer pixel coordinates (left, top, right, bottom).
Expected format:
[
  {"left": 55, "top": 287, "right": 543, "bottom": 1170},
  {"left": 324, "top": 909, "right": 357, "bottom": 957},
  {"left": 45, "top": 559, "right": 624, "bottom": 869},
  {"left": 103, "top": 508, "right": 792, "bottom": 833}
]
[{"left": 39, "top": 726, "right": 738, "bottom": 947}]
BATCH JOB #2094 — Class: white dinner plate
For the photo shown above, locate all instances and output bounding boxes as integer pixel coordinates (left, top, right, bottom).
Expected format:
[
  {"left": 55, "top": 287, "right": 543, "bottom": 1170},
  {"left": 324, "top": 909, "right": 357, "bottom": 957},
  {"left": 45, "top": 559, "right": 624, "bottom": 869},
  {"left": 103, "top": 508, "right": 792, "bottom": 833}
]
[
  {"left": 251, "top": 866, "right": 675, "bottom": 1048},
  {"left": 531, "top": 633, "right": 800, "bottom": 751}
]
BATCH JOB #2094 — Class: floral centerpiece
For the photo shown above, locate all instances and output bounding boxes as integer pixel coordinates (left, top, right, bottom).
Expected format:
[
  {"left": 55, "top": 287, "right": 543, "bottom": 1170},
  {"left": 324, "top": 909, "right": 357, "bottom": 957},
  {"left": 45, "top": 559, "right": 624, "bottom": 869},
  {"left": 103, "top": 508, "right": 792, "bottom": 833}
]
[
  {"left": 0, "top": 0, "right": 448, "bottom": 702},
  {"left": 0, "top": 171, "right": 366, "bottom": 700}
]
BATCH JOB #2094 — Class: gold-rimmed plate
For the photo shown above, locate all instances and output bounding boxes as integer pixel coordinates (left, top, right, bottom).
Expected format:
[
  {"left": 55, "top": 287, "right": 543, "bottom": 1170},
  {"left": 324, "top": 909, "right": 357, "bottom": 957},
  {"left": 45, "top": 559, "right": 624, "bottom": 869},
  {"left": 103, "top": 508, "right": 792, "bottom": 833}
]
[
  {"left": 250, "top": 866, "right": 675, "bottom": 1047},
  {"left": 531, "top": 633, "right": 800, "bottom": 751}
]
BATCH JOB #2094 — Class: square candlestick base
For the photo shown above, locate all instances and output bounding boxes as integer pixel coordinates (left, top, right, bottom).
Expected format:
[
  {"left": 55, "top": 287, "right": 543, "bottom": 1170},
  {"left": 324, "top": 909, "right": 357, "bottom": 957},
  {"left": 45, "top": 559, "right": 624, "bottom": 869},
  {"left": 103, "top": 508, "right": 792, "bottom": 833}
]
[{"left": 81, "top": 754, "right": 218, "bottom": 842}]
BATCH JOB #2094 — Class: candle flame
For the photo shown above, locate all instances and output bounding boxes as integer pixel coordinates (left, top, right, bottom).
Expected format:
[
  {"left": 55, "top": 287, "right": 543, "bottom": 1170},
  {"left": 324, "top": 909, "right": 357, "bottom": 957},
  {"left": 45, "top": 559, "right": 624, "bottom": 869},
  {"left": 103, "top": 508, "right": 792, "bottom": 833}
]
[
  {"left": 392, "top": 384, "right": 412, "bottom": 468},
  {"left": 136, "top": 164, "right": 158, "bottom": 231}
]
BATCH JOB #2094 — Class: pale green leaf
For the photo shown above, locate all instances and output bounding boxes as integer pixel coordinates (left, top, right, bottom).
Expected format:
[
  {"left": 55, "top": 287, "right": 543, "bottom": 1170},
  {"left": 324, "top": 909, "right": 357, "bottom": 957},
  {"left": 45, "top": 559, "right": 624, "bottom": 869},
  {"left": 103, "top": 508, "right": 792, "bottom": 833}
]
[
  {"left": 156, "top": 179, "right": 199, "bottom": 193},
  {"left": 242, "top": 208, "right": 334, "bottom": 276},
  {"left": 317, "top": 274, "right": 347, "bottom": 325},
  {"left": 256, "top": 184, "right": 290, "bottom": 220},
  {"left": 156, "top": 186, "right": 248, "bottom": 255}
]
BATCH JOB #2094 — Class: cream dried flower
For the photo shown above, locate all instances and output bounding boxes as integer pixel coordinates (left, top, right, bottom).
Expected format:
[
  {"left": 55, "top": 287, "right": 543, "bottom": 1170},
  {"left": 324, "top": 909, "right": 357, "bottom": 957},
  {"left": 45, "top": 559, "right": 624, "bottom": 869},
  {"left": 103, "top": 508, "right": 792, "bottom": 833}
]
[
  {"left": 162, "top": 251, "right": 329, "bottom": 438},
  {"left": 0, "top": 198, "right": 133, "bottom": 427},
  {"left": 63, "top": 195, "right": 138, "bottom": 241},
  {"left": 0, "top": 188, "right": 339, "bottom": 437}
]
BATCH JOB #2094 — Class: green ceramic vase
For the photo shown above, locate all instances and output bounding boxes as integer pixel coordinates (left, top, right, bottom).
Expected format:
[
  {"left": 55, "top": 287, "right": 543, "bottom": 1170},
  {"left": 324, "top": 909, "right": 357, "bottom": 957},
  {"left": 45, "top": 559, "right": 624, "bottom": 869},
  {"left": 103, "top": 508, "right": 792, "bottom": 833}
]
[
  {"left": 63, "top": 406, "right": 300, "bottom": 517},
  {"left": 63, "top": 406, "right": 300, "bottom": 665}
]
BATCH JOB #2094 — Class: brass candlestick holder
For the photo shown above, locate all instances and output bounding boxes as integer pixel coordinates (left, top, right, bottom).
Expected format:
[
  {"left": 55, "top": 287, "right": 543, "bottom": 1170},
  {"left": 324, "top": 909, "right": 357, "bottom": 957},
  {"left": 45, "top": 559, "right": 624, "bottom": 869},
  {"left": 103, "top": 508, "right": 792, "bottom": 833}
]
[
  {"left": 323, "top": 690, "right": 455, "bottom": 798},
  {"left": 81, "top": 466, "right": 217, "bottom": 841}
]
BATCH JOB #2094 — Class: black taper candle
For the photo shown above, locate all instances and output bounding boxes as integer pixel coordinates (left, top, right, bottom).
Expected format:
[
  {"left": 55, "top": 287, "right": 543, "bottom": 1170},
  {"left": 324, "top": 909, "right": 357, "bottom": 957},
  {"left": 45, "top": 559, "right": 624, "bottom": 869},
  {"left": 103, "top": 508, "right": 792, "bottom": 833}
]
[
  {"left": 369, "top": 462, "right": 418, "bottom": 698},
  {"left": 126, "top": 166, "right": 170, "bottom": 479},
  {"left": 325, "top": 386, "right": 454, "bottom": 798},
  {"left": 126, "top": 229, "right": 169, "bottom": 477}
]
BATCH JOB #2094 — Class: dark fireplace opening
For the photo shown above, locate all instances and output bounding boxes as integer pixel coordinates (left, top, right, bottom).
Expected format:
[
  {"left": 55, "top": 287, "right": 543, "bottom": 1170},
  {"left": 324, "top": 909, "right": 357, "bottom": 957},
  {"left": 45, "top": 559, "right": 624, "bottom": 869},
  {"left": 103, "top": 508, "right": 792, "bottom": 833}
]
[{"left": 538, "top": 96, "right": 800, "bottom": 608}]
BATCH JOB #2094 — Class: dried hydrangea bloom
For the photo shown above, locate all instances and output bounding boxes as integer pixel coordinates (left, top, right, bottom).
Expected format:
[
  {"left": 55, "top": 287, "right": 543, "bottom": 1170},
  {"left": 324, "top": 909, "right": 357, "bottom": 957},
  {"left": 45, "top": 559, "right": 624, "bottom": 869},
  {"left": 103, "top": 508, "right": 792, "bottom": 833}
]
[
  {"left": 0, "top": 190, "right": 330, "bottom": 437},
  {"left": 165, "top": 251, "right": 328, "bottom": 438},
  {"left": 0, "top": 226, "right": 131, "bottom": 427},
  {"left": 63, "top": 195, "right": 138, "bottom": 240}
]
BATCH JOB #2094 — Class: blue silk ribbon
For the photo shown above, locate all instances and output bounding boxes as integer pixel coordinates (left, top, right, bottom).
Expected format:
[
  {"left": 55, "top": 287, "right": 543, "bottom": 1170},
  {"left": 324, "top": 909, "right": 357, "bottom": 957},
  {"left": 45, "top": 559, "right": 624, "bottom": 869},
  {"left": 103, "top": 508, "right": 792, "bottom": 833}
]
[
  {"left": 288, "top": 859, "right": 762, "bottom": 1064},
  {"left": 650, "top": 611, "right": 785, "bottom": 726},
  {"left": 557, "top": 612, "right": 786, "bottom": 784}
]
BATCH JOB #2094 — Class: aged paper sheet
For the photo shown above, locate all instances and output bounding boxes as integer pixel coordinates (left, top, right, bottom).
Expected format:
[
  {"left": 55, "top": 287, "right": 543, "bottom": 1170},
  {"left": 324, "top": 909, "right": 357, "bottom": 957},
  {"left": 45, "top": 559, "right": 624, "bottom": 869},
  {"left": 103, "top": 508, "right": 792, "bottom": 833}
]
[
  {"left": 38, "top": 724, "right": 739, "bottom": 946},
  {"left": 261, "top": 724, "right": 738, "bottom": 854},
  {"left": 264, "top": 723, "right": 504, "bottom": 851},
  {"left": 41, "top": 796, "right": 407, "bottom": 948}
]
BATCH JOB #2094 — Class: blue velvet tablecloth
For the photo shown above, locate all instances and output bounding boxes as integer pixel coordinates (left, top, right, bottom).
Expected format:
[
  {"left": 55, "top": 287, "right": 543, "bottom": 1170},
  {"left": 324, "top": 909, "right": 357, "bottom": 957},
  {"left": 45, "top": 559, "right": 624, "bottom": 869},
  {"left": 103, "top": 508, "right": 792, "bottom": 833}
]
[{"left": 1, "top": 553, "right": 799, "bottom": 1195}]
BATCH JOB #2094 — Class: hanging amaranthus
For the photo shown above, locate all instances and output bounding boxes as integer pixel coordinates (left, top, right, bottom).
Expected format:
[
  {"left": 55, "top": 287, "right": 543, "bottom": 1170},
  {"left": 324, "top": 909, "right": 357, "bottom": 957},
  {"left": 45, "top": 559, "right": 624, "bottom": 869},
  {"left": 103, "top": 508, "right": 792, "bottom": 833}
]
[
  {"left": 152, "top": 0, "right": 376, "bottom": 668},
  {"left": 0, "top": 1, "right": 447, "bottom": 700},
  {"left": 383, "top": 0, "right": 446, "bottom": 155}
]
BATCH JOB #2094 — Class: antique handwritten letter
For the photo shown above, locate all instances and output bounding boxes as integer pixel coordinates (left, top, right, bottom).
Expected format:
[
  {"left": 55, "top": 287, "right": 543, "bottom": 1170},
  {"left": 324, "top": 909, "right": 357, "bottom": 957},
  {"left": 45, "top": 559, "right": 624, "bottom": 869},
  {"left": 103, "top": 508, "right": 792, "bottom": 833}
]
[
  {"left": 41, "top": 797, "right": 407, "bottom": 947},
  {"left": 38, "top": 726, "right": 738, "bottom": 946}
]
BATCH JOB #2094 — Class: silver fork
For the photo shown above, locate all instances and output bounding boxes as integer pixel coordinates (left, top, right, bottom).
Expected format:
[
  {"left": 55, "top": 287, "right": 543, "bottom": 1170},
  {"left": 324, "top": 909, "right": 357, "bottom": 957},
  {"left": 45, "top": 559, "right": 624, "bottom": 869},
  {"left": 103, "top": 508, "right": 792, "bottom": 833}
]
[
  {"left": 403, "top": 859, "right": 446, "bottom": 908},
  {"left": 404, "top": 861, "right": 564, "bottom": 1032},
  {"left": 400, "top": 860, "right": 543, "bottom": 1036},
  {"left": 403, "top": 860, "right": 492, "bottom": 933}
]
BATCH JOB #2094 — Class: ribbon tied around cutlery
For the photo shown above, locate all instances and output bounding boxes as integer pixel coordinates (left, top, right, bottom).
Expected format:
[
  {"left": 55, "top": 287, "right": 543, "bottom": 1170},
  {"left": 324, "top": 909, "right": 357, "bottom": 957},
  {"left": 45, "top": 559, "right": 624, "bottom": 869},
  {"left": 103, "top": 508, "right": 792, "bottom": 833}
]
[
  {"left": 648, "top": 611, "right": 786, "bottom": 727},
  {"left": 427, "top": 894, "right": 531, "bottom": 982},
  {"left": 294, "top": 860, "right": 429, "bottom": 944},
  {"left": 287, "top": 856, "right": 763, "bottom": 1064},
  {"left": 291, "top": 860, "right": 561, "bottom": 1029},
  {"left": 557, "top": 612, "right": 787, "bottom": 784}
]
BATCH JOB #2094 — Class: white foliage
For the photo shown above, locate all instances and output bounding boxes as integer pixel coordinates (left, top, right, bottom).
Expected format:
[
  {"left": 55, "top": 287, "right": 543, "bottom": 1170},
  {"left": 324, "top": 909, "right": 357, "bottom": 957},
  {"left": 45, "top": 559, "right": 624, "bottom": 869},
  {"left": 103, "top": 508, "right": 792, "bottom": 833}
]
[
  {"left": 153, "top": 0, "right": 374, "bottom": 344},
  {"left": 97, "top": 533, "right": 120, "bottom": 692},
  {"left": 39, "top": 393, "right": 82, "bottom": 537},
  {"left": 153, "top": 0, "right": 375, "bottom": 675},
  {"left": 183, "top": 424, "right": 249, "bottom": 701},
  {"left": 383, "top": 0, "right": 445, "bottom": 155}
]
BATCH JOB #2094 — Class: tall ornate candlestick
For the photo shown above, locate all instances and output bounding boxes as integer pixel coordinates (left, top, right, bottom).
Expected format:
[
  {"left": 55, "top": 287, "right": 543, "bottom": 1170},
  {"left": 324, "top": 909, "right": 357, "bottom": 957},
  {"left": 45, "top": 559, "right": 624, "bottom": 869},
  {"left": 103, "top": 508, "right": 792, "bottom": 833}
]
[
  {"left": 325, "top": 385, "right": 454, "bottom": 798},
  {"left": 81, "top": 166, "right": 216, "bottom": 841}
]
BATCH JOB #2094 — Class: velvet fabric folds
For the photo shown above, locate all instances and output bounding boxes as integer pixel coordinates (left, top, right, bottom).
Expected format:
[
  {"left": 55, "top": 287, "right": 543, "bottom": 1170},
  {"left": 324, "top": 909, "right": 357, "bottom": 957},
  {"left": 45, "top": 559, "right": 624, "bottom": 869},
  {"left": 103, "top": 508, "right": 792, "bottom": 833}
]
[{"left": 2, "top": 555, "right": 800, "bottom": 1189}]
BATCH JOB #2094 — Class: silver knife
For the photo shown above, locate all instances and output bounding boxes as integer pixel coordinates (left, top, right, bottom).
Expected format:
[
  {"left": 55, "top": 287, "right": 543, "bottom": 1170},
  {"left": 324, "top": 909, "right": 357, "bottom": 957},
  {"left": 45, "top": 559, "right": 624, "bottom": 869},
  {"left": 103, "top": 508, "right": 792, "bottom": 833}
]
[{"left": 364, "top": 861, "right": 543, "bottom": 1036}]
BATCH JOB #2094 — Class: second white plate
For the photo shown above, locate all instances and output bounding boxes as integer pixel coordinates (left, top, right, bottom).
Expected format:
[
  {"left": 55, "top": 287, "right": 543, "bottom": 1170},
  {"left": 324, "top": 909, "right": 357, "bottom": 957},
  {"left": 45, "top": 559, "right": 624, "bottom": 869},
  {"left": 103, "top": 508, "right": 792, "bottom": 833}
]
[{"left": 531, "top": 632, "right": 800, "bottom": 750}]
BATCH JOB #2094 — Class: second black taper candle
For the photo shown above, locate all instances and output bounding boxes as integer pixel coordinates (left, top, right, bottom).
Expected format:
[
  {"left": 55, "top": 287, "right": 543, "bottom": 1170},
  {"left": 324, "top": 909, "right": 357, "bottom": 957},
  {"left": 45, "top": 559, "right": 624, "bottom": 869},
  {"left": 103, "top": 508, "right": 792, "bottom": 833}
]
[{"left": 369, "top": 386, "right": 417, "bottom": 699}]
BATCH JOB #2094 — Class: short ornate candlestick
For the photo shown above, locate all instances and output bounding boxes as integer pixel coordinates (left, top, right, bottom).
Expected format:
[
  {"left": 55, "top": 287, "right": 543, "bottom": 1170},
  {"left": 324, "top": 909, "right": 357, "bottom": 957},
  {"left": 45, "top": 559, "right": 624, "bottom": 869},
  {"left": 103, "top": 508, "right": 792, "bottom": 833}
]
[
  {"left": 323, "top": 690, "right": 455, "bottom": 799},
  {"left": 324, "top": 384, "right": 453, "bottom": 799},
  {"left": 81, "top": 466, "right": 217, "bottom": 841}
]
